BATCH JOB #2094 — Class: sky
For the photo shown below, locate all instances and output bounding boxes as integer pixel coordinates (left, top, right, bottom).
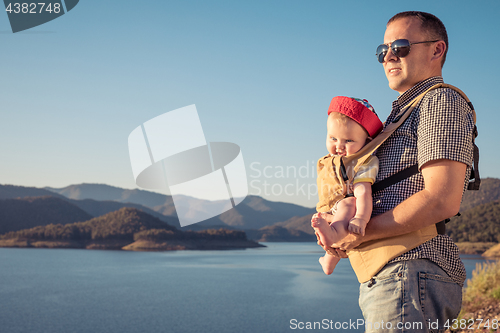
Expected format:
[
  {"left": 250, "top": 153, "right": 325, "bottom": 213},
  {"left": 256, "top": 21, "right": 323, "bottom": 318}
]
[{"left": 1, "top": 0, "right": 499, "bottom": 208}]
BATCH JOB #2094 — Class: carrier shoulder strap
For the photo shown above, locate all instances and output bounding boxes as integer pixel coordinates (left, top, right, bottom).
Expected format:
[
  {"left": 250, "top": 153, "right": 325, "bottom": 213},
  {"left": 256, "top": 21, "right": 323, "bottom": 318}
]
[
  {"left": 333, "top": 83, "right": 446, "bottom": 188},
  {"left": 370, "top": 83, "right": 480, "bottom": 193}
]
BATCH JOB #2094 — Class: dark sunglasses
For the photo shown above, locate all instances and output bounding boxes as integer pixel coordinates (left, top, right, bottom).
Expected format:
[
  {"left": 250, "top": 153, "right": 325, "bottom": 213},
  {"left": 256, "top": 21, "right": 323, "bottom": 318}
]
[{"left": 376, "top": 39, "right": 439, "bottom": 63}]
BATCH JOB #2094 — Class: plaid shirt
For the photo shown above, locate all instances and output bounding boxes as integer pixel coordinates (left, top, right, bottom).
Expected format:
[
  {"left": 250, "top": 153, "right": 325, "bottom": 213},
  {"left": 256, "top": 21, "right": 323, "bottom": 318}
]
[{"left": 373, "top": 76, "right": 474, "bottom": 286}]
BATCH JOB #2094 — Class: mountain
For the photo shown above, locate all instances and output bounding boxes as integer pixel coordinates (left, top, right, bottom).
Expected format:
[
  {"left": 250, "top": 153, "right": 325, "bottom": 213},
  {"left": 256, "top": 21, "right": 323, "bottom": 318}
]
[
  {"left": 275, "top": 214, "right": 316, "bottom": 235},
  {"left": 0, "top": 184, "right": 67, "bottom": 200},
  {"left": 192, "top": 196, "right": 316, "bottom": 230},
  {"left": 0, "top": 207, "right": 262, "bottom": 251},
  {"left": 0, "top": 196, "right": 93, "bottom": 234},
  {"left": 45, "top": 183, "right": 170, "bottom": 208},
  {"left": 66, "top": 198, "right": 180, "bottom": 227},
  {"left": 43, "top": 178, "right": 500, "bottom": 221},
  {"left": 44, "top": 183, "right": 315, "bottom": 230},
  {"left": 5, "top": 177, "right": 499, "bottom": 244},
  {"left": 0, "top": 184, "right": 180, "bottom": 228}
]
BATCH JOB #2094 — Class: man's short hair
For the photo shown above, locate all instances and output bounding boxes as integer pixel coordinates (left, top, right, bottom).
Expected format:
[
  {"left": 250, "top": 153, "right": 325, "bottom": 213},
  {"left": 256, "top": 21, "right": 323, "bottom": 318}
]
[{"left": 388, "top": 11, "right": 448, "bottom": 67}]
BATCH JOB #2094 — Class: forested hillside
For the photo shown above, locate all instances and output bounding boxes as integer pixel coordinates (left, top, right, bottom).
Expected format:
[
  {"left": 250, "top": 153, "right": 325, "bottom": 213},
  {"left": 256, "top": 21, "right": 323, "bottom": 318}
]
[
  {"left": 460, "top": 178, "right": 500, "bottom": 211},
  {"left": 447, "top": 200, "right": 500, "bottom": 242}
]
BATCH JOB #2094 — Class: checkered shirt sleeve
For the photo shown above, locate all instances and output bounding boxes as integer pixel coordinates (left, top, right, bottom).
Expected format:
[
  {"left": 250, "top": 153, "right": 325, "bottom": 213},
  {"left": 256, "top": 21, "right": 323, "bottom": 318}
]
[{"left": 417, "top": 88, "right": 474, "bottom": 169}]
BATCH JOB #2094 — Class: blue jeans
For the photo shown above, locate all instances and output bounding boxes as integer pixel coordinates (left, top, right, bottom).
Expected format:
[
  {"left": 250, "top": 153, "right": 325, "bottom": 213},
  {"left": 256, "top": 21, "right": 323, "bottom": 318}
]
[{"left": 359, "top": 259, "right": 462, "bottom": 333}]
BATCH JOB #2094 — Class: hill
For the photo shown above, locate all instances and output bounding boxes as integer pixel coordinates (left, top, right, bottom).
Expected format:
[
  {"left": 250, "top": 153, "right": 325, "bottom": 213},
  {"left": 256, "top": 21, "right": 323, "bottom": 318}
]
[
  {"left": 126, "top": 227, "right": 262, "bottom": 251},
  {"left": 446, "top": 200, "right": 500, "bottom": 243},
  {"left": 460, "top": 178, "right": 500, "bottom": 212},
  {"left": 0, "top": 196, "right": 93, "bottom": 234},
  {"left": 447, "top": 261, "right": 500, "bottom": 333},
  {"left": 482, "top": 243, "right": 500, "bottom": 257},
  {"left": 0, "top": 207, "right": 262, "bottom": 251}
]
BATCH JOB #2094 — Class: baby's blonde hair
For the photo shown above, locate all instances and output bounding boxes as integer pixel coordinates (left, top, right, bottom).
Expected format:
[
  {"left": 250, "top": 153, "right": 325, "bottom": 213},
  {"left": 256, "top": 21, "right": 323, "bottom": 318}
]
[
  {"left": 328, "top": 111, "right": 350, "bottom": 123},
  {"left": 328, "top": 112, "right": 371, "bottom": 137}
]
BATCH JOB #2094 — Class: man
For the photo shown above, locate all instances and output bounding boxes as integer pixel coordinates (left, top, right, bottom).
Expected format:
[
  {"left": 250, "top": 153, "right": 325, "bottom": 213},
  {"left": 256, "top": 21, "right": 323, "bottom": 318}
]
[{"left": 321, "top": 11, "right": 474, "bottom": 333}]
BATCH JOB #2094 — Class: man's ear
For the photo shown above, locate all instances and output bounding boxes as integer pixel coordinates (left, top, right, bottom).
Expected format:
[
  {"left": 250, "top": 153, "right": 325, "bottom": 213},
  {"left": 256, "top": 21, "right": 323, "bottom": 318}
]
[{"left": 432, "top": 40, "right": 446, "bottom": 61}]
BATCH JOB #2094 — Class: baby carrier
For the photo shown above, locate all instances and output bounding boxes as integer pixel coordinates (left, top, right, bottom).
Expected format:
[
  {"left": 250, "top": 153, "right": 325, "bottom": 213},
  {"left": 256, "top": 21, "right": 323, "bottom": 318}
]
[{"left": 320, "top": 83, "right": 480, "bottom": 283}]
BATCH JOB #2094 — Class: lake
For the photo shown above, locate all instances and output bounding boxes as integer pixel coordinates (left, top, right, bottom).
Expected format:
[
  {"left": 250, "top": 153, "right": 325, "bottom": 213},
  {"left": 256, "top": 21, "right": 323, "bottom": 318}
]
[{"left": 0, "top": 243, "right": 492, "bottom": 333}]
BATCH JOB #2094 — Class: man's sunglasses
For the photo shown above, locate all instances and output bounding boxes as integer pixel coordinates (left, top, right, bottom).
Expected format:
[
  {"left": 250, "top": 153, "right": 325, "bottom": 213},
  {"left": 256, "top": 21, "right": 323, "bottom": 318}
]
[{"left": 376, "top": 39, "right": 439, "bottom": 63}]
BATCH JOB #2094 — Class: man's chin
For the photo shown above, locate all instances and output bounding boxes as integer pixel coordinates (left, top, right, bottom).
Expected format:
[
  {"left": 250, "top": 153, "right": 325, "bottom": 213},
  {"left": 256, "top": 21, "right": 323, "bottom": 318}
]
[
  {"left": 388, "top": 79, "right": 400, "bottom": 90},
  {"left": 388, "top": 81, "right": 408, "bottom": 94}
]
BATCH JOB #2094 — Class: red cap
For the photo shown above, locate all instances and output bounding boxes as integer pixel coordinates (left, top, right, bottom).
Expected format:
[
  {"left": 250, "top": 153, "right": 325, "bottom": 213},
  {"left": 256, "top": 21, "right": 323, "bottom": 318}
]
[{"left": 327, "top": 96, "right": 383, "bottom": 137}]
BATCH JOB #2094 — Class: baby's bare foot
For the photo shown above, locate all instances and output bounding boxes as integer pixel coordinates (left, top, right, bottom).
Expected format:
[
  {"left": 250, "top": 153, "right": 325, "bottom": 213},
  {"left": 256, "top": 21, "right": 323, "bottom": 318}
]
[
  {"left": 319, "top": 254, "right": 339, "bottom": 275},
  {"left": 312, "top": 212, "right": 338, "bottom": 247},
  {"left": 311, "top": 212, "right": 327, "bottom": 228}
]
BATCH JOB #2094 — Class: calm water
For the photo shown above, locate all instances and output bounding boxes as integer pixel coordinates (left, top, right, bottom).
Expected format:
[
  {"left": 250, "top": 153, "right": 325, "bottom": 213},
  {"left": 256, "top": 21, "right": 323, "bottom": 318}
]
[{"left": 0, "top": 243, "right": 491, "bottom": 333}]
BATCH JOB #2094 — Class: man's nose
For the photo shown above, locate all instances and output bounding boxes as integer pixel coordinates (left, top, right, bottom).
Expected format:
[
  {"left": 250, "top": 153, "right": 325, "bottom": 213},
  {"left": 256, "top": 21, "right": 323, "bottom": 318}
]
[{"left": 384, "top": 47, "right": 397, "bottom": 62}]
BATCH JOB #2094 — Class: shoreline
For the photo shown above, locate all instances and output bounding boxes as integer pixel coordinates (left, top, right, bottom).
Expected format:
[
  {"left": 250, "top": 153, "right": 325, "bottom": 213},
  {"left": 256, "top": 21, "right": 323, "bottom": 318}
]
[
  {"left": 1, "top": 239, "right": 496, "bottom": 254},
  {"left": 0, "top": 238, "right": 265, "bottom": 251}
]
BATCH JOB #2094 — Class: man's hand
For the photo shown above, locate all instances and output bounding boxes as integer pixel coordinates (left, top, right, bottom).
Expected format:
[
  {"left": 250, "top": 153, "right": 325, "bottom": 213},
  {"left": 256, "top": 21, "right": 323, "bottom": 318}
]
[{"left": 331, "top": 232, "right": 364, "bottom": 252}]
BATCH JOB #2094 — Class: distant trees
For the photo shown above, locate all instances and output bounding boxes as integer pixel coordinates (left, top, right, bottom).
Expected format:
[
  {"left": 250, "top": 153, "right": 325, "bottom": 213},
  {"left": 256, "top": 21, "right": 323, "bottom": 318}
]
[
  {"left": 134, "top": 229, "right": 178, "bottom": 241},
  {"left": 460, "top": 178, "right": 500, "bottom": 212},
  {"left": 447, "top": 200, "right": 500, "bottom": 242},
  {"left": 134, "top": 228, "right": 248, "bottom": 241},
  {"left": 2, "top": 223, "right": 90, "bottom": 241}
]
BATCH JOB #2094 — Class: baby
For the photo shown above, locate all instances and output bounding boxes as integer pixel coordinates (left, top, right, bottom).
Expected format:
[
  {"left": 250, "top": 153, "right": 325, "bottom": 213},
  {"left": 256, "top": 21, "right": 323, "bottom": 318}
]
[{"left": 312, "top": 96, "right": 383, "bottom": 275}]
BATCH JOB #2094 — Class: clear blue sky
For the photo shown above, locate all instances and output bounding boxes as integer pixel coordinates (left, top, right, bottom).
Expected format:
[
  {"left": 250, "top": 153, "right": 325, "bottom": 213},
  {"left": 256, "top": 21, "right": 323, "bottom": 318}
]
[{"left": 1, "top": 0, "right": 498, "bottom": 207}]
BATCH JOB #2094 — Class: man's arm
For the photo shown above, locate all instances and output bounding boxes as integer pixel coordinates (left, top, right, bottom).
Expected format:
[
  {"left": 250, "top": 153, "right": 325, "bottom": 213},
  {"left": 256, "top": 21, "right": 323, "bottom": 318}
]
[{"left": 332, "top": 158, "right": 467, "bottom": 251}]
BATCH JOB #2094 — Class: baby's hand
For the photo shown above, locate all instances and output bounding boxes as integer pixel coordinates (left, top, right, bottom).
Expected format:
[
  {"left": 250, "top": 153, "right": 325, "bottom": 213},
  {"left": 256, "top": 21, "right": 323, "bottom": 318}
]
[{"left": 348, "top": 217, "right": 367, "bottom": 236}]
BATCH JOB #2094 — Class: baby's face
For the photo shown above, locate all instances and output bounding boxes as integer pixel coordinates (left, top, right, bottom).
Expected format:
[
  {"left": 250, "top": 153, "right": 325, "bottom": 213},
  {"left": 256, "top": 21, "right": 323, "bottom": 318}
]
[{"left": 326, "top": 116, "right": 369, "bottom": 156}]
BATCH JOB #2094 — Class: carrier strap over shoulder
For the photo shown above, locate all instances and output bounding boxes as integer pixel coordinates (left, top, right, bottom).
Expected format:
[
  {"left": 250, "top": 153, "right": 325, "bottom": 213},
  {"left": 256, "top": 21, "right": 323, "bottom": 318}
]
[
  {"left": 366, "top": 83, "right": 480, "bottom": 194},
  {"left": 334, "top": 83, "right": 453, "bottom": 187}
]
